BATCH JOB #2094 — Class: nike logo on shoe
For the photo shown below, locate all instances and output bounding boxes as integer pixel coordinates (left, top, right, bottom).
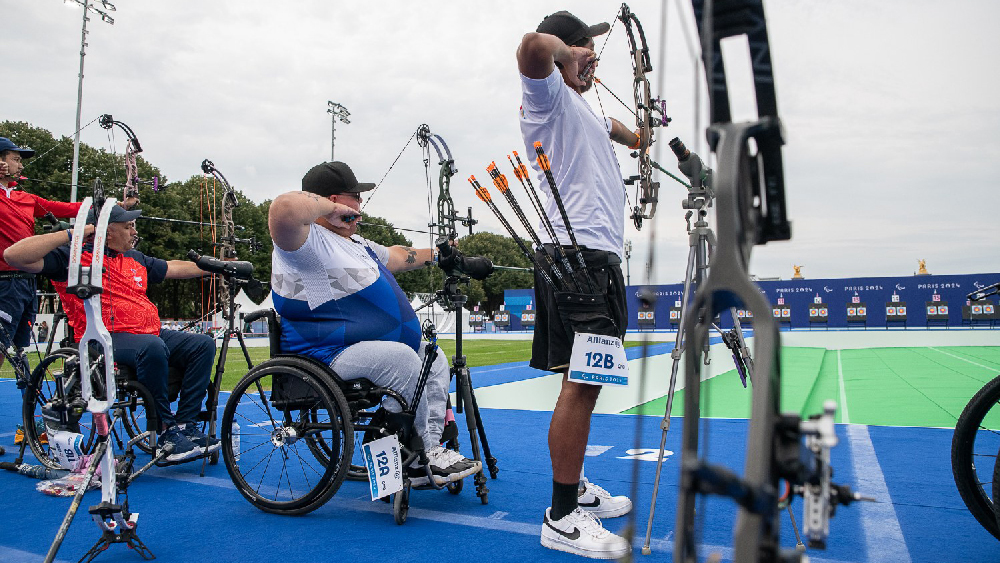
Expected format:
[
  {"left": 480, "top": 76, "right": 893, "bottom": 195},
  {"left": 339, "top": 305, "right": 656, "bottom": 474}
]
[
  {"left": 578, "top": 498, "right": 601, "bottom": 508},
  {"left": 544, "top": 521, "right": 581, "bottom": 541}
]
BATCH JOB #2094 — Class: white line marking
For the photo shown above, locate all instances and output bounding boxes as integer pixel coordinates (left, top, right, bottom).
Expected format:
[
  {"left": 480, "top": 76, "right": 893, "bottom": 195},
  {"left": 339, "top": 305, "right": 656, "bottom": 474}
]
[
  {"left": 837, "top": 350, "right": 850, "bottom": 424},
  {"left": 928, "top": 347, "right": 997, "bottom": 371},
  {"left": 847, "top": 424, "right": 912, "bottom": 563},
  {"left": 585, "top": 444, "right": 613, "bottom": 457}
]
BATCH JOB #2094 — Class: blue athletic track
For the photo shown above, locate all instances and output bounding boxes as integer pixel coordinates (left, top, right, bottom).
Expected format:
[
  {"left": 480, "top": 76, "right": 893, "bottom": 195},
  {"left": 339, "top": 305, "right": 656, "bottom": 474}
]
[{"left": 1, "top": 333, "right": 998, "bottom": 563}]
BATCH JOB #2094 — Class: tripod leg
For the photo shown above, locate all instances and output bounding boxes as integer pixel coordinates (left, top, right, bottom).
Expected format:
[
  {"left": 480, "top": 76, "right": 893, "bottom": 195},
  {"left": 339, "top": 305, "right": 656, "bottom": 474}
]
[
  {"left": 456, "top": 365, "right": 489, "bottom": 503},
  {"left": 465, "top": 381, "right": 498, "bottom": 478},
  {"left": 642, "top": 243, "right": 699, "bottom": 553}
]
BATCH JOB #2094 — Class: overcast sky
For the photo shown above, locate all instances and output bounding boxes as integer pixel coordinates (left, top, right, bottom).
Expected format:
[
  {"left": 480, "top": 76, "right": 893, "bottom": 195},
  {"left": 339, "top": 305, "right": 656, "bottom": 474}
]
[{"left": 7, "top": 0, "right": 999, "bottom": 284}]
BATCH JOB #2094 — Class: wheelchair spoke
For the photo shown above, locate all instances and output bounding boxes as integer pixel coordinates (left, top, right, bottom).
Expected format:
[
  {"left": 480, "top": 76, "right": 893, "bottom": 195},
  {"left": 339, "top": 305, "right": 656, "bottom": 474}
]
[{"left": 253, "top": 377, "right": 278, "bottom": 427}]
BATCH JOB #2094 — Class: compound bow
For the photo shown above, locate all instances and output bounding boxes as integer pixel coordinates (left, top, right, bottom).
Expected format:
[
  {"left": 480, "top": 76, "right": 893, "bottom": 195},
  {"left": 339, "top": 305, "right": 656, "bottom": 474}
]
[
  {"left": 97, "top": 114, "right": 158, "bottom": 208},
  {"left": 198, "top": 159, "right": 259, "bottom": 320},
  {"left": 417, "top": 123, "right": 477, "bottom": 243},
  {"left": 597, "top": 3, "right": 672, "bottom": 231}
]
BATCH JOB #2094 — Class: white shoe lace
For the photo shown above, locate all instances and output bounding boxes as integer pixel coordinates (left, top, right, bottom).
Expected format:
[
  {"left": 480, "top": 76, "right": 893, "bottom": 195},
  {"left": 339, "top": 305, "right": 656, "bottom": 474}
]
[
  {"left": 585, "top": 481, "right": 612, "bottom": 500},
  {"left": 568, "top": 508, "right": 611, "bottom": 539}
]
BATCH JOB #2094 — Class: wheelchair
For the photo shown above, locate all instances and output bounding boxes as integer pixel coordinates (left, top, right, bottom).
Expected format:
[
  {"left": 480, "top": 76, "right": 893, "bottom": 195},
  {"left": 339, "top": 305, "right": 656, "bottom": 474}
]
[
  {"left": 20, "top": 347, "right": 160, "bottom": 471},
  {"left": 21, "top": 343, "right": 220, "bottom": 472},
  {"left": 221, "top": 309, "right": 468, "bottom": 523}
]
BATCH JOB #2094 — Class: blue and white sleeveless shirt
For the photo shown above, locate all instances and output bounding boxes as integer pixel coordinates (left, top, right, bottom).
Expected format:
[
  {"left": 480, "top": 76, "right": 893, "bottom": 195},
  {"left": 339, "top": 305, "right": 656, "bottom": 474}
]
[{"left": 271, "top": 224, "right": 420, "bottom": 364}]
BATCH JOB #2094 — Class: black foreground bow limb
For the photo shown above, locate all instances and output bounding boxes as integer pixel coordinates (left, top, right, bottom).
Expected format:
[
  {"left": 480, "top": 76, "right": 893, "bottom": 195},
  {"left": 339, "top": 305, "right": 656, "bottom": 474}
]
[{"left": 669, "top": 2, "right": 869, "bottom": 563}]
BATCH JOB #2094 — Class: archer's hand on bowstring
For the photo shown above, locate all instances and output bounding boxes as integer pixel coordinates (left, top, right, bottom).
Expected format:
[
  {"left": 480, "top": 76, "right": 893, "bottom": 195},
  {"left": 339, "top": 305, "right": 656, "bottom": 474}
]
[{"left": 517, "top": 32, "right": 595, "bottom": 90}]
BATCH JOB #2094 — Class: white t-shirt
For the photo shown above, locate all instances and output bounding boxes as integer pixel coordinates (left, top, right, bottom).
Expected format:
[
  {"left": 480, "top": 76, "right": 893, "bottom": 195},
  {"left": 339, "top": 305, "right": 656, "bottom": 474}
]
[
  {"left": 519, "top": 69, "right": 625, "bottom": 257},
  {"left": 270, "top": 224, "right": 420, "bottom": 363}
]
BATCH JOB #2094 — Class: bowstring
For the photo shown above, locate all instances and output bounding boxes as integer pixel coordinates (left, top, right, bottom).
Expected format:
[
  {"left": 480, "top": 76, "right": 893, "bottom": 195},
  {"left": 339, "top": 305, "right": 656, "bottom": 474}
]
[
  {"left": 21, "top": 116, "right": 101, "bottom": 169},
  {"left": 361, "top": 129, "right": 419, "bottom": 214},
  {"left": 592, "top": 5, "right": 644, "bottom": 225}
]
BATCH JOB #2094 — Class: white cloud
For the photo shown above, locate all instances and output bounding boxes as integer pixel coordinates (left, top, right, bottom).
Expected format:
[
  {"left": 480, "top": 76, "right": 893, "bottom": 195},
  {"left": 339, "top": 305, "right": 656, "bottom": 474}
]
[{"left": 8, "top": 0, "right": 1000, "bottom": 282}]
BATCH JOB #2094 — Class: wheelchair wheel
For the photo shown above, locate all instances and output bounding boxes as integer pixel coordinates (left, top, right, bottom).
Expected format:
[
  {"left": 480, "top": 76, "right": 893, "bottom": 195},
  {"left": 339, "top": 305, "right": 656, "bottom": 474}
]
[
  {"left": 346, "top": 409, "right": 387, "bottom": 481},
  {"left": 113, "top": 380, "right": 159, "bottom": 455},
  {"left": 221, "top": 360, "right": 353, "bottom": 516},
  {"left": 952, "top": 373, "right": 1000, "bottom": 540},
  {"left": 21, "top": 348, "right": 96, "bottom": 469},
  {"left": 393, "top": 481, "right": 410, "bottom": 525}
]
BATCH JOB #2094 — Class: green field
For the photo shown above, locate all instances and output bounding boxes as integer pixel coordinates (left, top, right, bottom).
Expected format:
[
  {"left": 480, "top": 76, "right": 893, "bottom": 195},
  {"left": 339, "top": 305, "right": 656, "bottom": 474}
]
[
  {"left": 624, "top": 346, "right": 1000, "bottom": 429},
  {"left": 2, "top": 338, "right": 662, "bottom": 392}
]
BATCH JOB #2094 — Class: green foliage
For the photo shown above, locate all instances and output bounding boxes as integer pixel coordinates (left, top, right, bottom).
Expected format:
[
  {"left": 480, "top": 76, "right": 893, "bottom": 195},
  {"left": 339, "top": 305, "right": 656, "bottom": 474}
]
[
  {"left": 2, "top": 120, "right": 535, "bottom": 319},
  {"left": 457, "top": 231, "right": 534, "bottom": 312}
]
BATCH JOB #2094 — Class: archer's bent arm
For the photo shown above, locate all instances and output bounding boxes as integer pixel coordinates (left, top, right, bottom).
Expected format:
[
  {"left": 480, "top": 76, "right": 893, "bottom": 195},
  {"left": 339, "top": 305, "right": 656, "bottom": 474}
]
[
  {"left": 4, "top": 226, "right": 96, "bottom": 273},
  {"left": 517, "top": 32, "right": 591, "bottom": 86},
  {"left": 268, "top": 190, "right": 357, "bottom": 252}
]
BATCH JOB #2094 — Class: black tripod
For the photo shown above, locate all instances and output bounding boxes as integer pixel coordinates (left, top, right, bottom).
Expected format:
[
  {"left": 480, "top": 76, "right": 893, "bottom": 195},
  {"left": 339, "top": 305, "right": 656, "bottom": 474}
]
[
  {"left": 438, "top": 273, "right": 498, "bottom": 504},
  {"left": 185, "top": 251, "right": 260, "bottom": 470}
]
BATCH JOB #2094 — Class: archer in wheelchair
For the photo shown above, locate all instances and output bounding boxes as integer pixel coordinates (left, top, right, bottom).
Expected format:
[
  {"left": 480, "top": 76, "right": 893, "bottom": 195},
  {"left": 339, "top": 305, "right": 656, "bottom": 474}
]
[
  {"left": 224, "top": 162, "right": 488, "bottom": 518},
  {"left": 4, "top": 204, "right": 220, "bottom": 466}
]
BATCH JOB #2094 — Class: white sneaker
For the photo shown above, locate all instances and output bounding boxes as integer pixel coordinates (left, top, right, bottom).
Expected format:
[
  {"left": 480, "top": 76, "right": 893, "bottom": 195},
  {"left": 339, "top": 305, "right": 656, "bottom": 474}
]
[
  {"left": 578, "top": 479, "right": 633, "bottom": 518},
  {"left": 409, "top": 445, "right": 481, "bottom": 486},
  {"left": 541, "top": 507, "right": 630, "bottom": 560}
]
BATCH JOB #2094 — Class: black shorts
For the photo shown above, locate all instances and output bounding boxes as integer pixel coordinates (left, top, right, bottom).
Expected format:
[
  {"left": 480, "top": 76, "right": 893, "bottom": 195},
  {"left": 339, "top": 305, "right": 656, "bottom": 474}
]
[{"left": 529, "top": 246, "right": 627, "bottom": 372}]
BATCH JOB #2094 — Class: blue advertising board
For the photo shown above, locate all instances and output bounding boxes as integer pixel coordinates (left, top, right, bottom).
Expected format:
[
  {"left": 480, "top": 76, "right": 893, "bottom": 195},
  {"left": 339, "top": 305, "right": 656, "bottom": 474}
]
[{"left": 504, "top": 273, "right": 1000, "bottom": 330}]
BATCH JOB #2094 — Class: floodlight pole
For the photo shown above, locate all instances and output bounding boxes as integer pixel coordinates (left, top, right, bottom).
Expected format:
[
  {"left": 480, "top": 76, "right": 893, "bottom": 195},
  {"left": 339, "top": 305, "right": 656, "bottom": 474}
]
[
  {"left": 327, "top": 101, "right": 351, "bottom": 161},
  {"left": 66, "top": 0, "right": 116, "bottom": 203}
]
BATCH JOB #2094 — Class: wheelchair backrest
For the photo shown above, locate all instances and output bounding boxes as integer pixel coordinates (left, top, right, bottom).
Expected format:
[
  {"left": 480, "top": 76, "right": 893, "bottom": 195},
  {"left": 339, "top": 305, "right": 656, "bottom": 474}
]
[{"left": 244, "top": 309, "right": 282, "bottom": 357}]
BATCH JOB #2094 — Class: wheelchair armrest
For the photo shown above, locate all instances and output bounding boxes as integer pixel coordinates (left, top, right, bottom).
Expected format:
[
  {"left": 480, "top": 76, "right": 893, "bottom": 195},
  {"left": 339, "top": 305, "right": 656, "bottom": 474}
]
[{"left": 244, "top": 309, "right": 281, "bottom": 356}]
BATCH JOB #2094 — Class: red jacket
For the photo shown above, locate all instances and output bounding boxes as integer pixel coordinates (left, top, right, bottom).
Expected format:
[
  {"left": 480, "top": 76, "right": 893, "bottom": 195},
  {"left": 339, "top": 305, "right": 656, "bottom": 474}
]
[
  {"left": 42, "top": 245, "right": 168, "bottom": 338},
  {"left": 1, "top": 187, "right": 81, "bottom": 271}
]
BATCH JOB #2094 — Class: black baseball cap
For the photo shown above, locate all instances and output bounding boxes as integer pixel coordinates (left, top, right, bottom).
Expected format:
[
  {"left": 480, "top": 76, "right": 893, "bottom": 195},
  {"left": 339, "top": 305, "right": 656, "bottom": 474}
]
[
  {"left": 0, "top": 137, "right": 35, "bottom": 158},
  {"left": 302, "top": 161, "right": 375, "bottom": 197},
  {"left": 86, "top": 204, "right": 142, "bottom": 225},
  {"left": 536, "top": 11, "right": 610, "bottom": 46}
]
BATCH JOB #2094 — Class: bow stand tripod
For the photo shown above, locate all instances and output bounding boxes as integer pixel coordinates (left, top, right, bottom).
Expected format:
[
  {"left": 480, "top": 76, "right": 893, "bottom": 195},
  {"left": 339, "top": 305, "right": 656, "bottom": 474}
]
[
  {"left": 413, "top": 241, "right": 498, "bottom": 504},
  {"left": 640, "top": 137, "right": 759, "bottom": 553}
]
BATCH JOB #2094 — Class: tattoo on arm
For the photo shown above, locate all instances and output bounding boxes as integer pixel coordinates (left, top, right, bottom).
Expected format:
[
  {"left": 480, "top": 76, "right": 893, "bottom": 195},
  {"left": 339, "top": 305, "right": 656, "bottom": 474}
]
[{"left": 404, "top": 247, "right": 416, "bottom": 264}]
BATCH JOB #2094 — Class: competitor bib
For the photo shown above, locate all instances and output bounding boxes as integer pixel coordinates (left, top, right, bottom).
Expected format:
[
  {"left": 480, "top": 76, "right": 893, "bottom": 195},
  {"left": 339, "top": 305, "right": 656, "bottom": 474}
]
[{"left": 568, "top": 332, "right": 629, "bottom": 387}]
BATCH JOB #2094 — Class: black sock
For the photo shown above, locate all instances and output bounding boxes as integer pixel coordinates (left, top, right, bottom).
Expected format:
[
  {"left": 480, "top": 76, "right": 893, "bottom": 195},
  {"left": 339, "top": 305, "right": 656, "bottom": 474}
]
[{"left": 551, "top": 480, "right": 580, "bottom": 520}]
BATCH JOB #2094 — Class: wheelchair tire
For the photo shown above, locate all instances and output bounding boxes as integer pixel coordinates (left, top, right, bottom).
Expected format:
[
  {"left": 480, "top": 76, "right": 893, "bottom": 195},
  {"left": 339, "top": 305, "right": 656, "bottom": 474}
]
[
  {"left": 952, "top": 373, "right": 1000, "bottom": 540},
  {"left": 21, "top": 348, "right": 96, "bottom": 469},
  {"left": 221, "top": 360, "right": 353, "bottom": 516},
  {"left": 115, "top": 379, "right": 159, "bottom": 455},
  {"left": 995, "top": 447, "right": 1000, "bottom": 530},
  {"left": 393, "top": 481, "right": 410, "bottom": 525}
]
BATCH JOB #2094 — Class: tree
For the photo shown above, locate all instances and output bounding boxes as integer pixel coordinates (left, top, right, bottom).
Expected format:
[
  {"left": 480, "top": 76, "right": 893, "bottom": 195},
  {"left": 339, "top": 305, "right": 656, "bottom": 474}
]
[
  {"left": 456, "top": 232, "right": 534, "bottom": 313},
  {"left": 2, "top": 120, "right": 535, "bottom": 319}
]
